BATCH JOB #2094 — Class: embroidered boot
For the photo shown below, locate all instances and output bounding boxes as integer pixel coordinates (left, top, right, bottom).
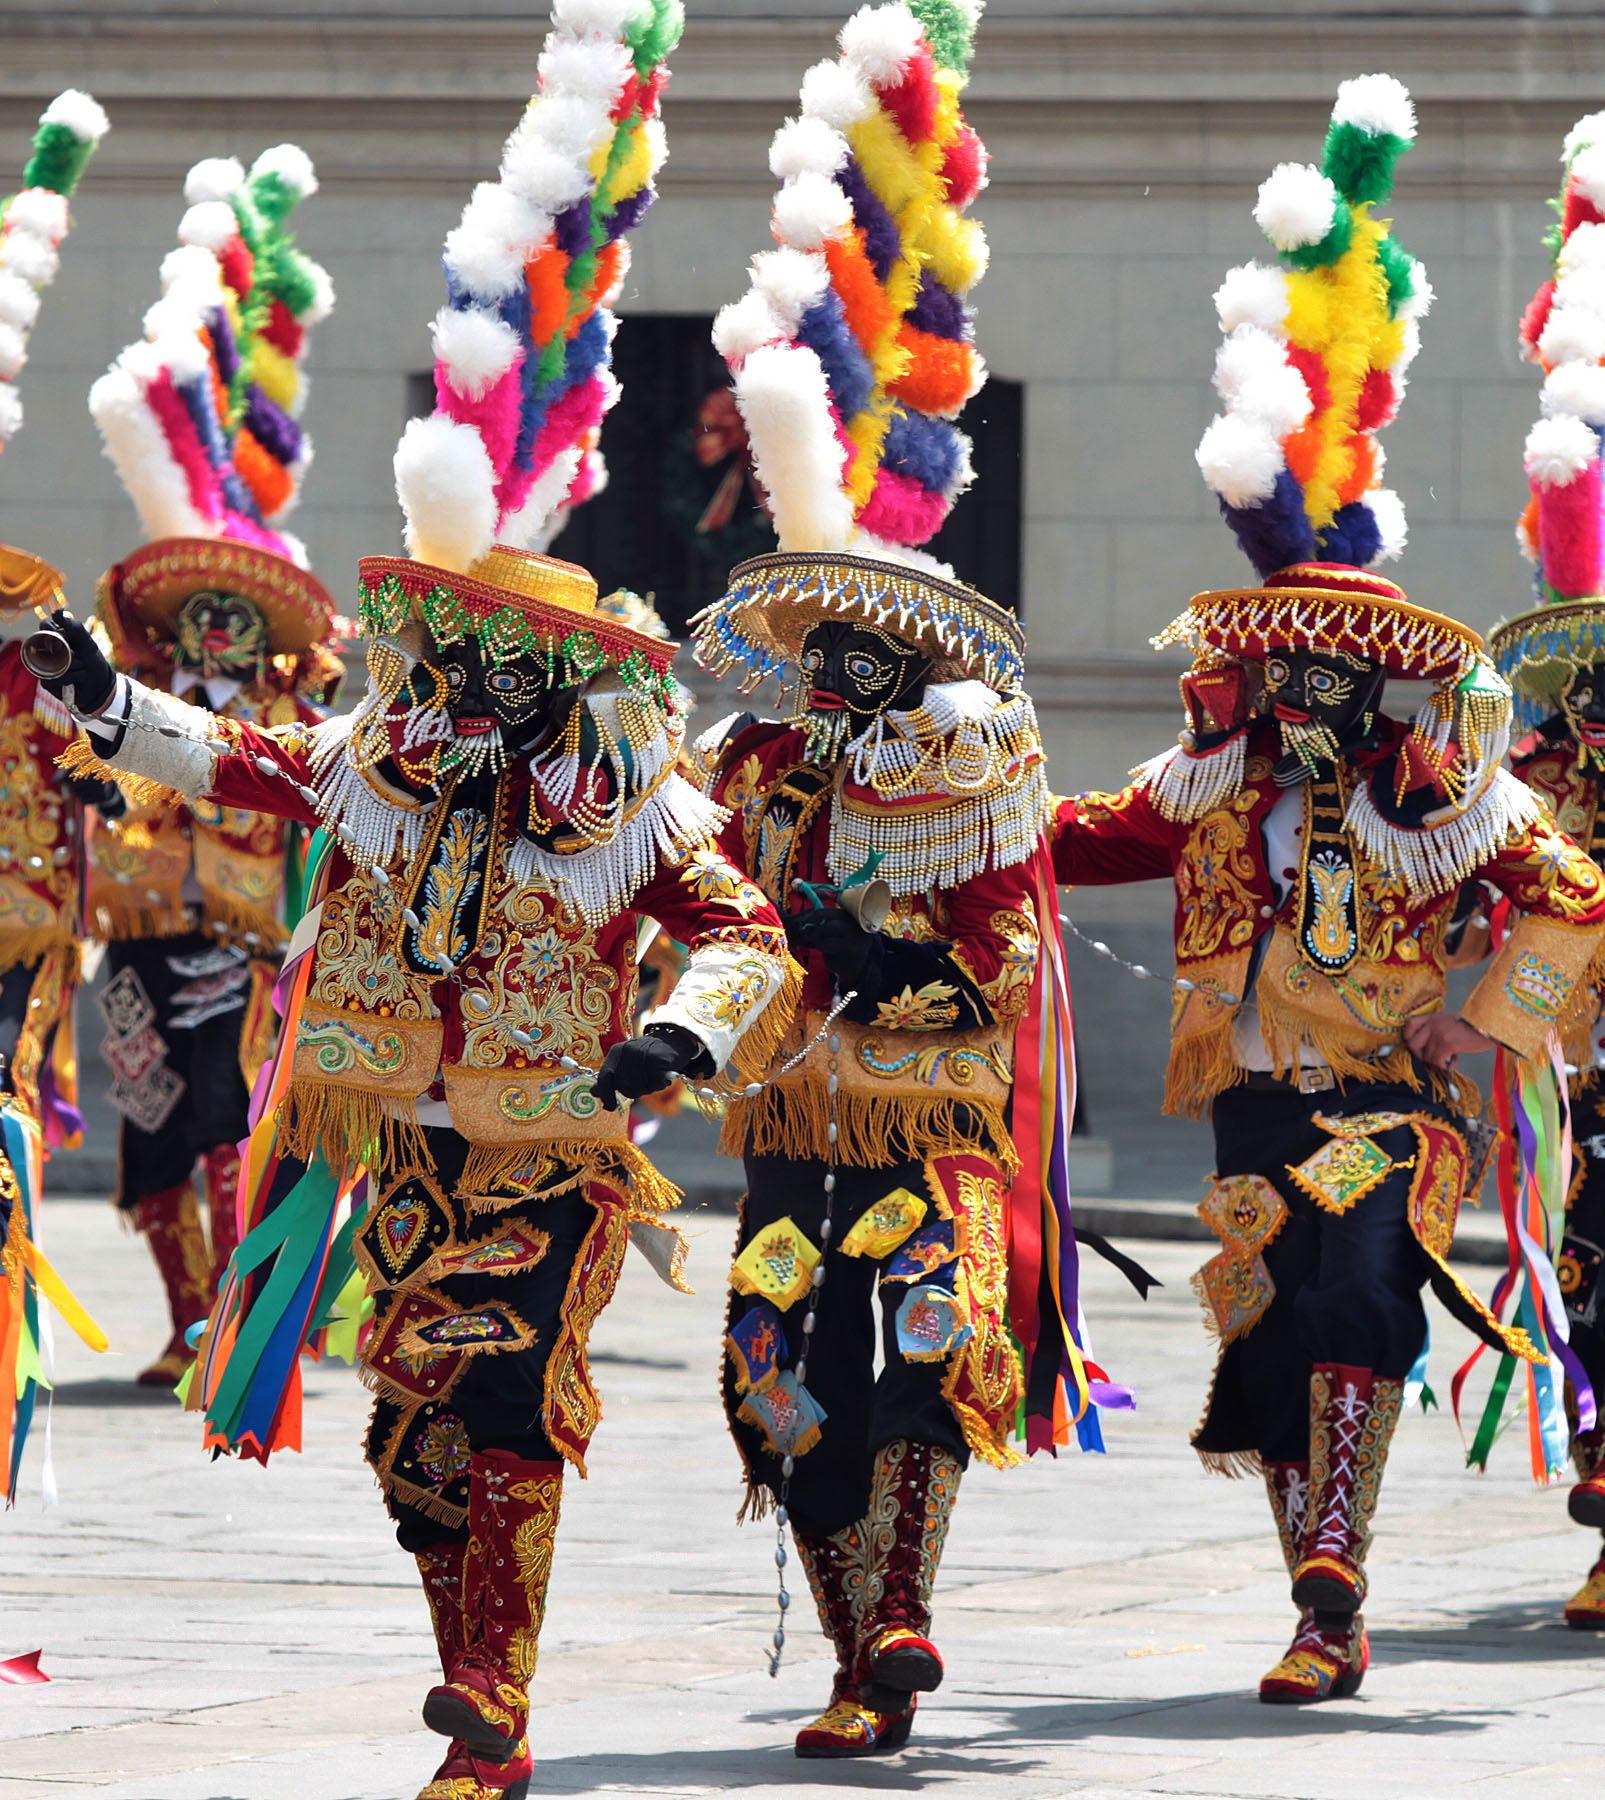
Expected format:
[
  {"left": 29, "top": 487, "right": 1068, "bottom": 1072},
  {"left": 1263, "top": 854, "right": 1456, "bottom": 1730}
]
[
  {"left": 1568, "top": 1429, "right": 1605, "bottom": 1530},
  {"left": 133, "top": 1181, "right": 212, "bottom": 1386},
  {"left": 416, "top": 1541, "right": 468, "bottom": 1676},
  {"left": 1291, "top": 1364, "right": 1404, "bottom": 1615},
  {"left": 792, "top": 1524, "right": 913, "bottom": 1759},
  {"left": 859, "top": 1440, "right": 961, "bottom": 1712},
  {"left": 1565, "top": 1544, "right": 1605, "bottom": 1629},
  {"left": 423, "top": 1450, "right": 563, "bottom": 1760},
  {"left": 414, "top": 1740, "right": 533, "bottom": 1800},
  {"left": 1257, "top": 1458, "right": 1370, "bottom": 1701},
  {"left": 202, "top": 1143, "right": 242, "bottom": 1290}
]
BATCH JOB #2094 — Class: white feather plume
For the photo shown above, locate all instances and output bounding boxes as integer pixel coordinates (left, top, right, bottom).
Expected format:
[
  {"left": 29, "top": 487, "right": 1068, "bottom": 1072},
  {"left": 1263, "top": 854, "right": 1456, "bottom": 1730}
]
[
  {"left": 1368, "top": 487, "right": 1408, "bottom": 560},
  {"left": 839, "top": 3, "right": 923, "bottom": 84},
  {"left": 0, "top": 274, "right": 41, "bottom": 331},
  {"left": 1541, "top": 361, "right": 1605, "bottom": 428},
  {"left": 1214, "top": 262, "right": 1288, "bottom": 334},
  {"left": 183, "top": 157, "right": 245, "bottom": 205},
  {"left": 1331, "top": 73, "right": 1416, "bottom": 142},
  {"left": 1524, "top": 412, "right": 1599, "bottom": 488},
  {"left": 734, "top": 343, "right": 856, "bottom": 552},
  {"left": 1195, "top": 412, "right": 1284, "bottom": 507},
  {"left": 1572, "top": 144, "right": 1605, "bottom": 213},
  {"left": 770, "top": 115, "right": 850, "bottom": 181},
  {"left": 712, "top": 291, "right": 786, "bottom": 364},
  {"left": 800, "top": 58, "right": 875, "bottom": 131},
  {"left": 432, "top": 307, "right": 523, "bottom": 401},
  {"left": 773, "top": 172, "right": 854, "bottom": 250},
  {"left": 3, "top": 190, "right": 68, "bottom": 242},
  {"left": 750, "top": 246, "right": 831, "bottom": 329},
  {"left": 39, "top": 89, "right": 109, "bottom": 142},
  {"left": 1254, "top": 163, "right": 1340, "bottom": 253},
  {"left": 1540, "top": 305, "right": 1605, "bottom": 369},
  {"left": 250, "top": 144, "right": 318, "bottom": 198},
  {"left": 395, "top": 414, "right": 500, "bottom": 572}
]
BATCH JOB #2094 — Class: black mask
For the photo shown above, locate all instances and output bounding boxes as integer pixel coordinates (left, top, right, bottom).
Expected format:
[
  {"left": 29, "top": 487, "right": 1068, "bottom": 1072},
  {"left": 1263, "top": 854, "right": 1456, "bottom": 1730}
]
[
  {"left": 172, "top": 591, "right": 267, "bottom": 683},
  {"left": 1561, "top": 663, "right": 1605, "bottom": 773},
  {"left": 434, "top": 635, "right": 574, "bottom": 762},
  {"left": 1262, "top": 645, "right": 1385, "bottom": 779},
  {"left": 799, "top": 622, "right": 931, "bottom": 742}
]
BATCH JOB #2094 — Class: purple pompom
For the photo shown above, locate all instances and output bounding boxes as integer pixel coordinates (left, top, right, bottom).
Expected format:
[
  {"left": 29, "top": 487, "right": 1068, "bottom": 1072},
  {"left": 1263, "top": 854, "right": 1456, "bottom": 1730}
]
[
  {"left": 797, "top": 289, "right": 873, "bottom": 423},
  {"left": 883, "top": 410, "right": 964, "bottom": 494},
  {"left": 554, "top": 201, "right": 591, "bottom": 260},
  {"left": 1317, "top": 502, "right": 1381, "bottom": 569},
  {"left": 1220, "top": 467, "right": 1316, "bottom": 578},
  {"left": 908, "top": 273, "right": 967, "bottom": 341},
  {"left": 835, "top": 157, "right": 901, "bottom": 281},
  {"left": 244, "top": 388, "right": 302, "bottom": 467}
]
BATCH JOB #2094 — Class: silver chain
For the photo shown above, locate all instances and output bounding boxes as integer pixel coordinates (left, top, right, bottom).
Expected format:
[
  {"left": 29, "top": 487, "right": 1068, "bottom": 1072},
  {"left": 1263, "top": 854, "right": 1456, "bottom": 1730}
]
[{"left": 1057, "top": 909, "right": 1239, "bottom": 1006}]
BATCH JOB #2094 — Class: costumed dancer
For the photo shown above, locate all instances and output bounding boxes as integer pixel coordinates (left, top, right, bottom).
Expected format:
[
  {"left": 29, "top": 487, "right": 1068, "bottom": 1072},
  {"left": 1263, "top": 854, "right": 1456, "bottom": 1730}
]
[
  {"left": 1486, "top": 108, "right": 1605, "bottom": 1631},
  {"left": 36, "top": 6, "right": 800, "bottom": 1799},
  {"left": 1051, "top": 76, "right": 1605, "bottom": 1702},
  {"left": 0, "top": 89, "right": 114, "bottom": 1500},
  {"left": 692, "top": 0, "right": 1110, "bottom": 1758},
  {"left": 76, "top": 144, "right": 341, "bottom": 1385}
]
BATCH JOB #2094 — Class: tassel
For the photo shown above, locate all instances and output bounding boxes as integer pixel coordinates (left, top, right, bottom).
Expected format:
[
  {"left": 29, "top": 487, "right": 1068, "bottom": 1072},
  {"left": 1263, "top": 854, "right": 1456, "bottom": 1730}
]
[
  {"left": 55, "top": 737, "right": 186, "bottom": 812},
  {"left": 275, "top": 1079, "right": 428, "bottom": 1179},
  {"left": 719, "top": 1078, "right": 1018, "bottom": 1177},
  {"left": 722, "top": 953, "right": 805, "bottom": 1088},
  {"left": 458, "top": 1140, "right": 683, "bottom": 1220}
]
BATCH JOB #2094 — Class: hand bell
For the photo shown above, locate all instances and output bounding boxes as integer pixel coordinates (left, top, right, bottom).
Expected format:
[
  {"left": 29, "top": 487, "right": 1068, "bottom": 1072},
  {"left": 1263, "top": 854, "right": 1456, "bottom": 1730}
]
[{"left": 21, "top": 628, "right": 72, "bottom": 681}]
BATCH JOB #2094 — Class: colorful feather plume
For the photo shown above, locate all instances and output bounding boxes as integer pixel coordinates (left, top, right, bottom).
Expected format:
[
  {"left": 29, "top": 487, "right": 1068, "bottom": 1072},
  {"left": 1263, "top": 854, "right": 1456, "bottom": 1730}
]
[
  {"left": 1514, "top": 112, "right": 1605, "bottom": 603},
  {"left": 710, "top": 0, "right": 990, "bottom": 574},
  {"left": 1196, "top": 74, "right": 1430, "bottom": 577},
  {"left": 394, "top": 0, "right": 683, "bottom": 574},
  {"left": 0, "top": 90, "right": 109, "bottom": 450},
  {"left": 89, "top": 146, "right": 333, "bottom": 565}
]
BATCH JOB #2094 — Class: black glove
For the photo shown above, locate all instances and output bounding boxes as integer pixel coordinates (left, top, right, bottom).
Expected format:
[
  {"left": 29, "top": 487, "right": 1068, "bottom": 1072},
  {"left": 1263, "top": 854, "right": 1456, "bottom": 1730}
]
[
  {"left": 591, "top": 1022, "right": 710, "bottom": 1112},
  {"left": 37, "top": 611, "right": 116, "bottom": 717},
  {"left": 786, "top": 905, "right": 881, "bottom": 996},
  {"left": 65, "top": 772, "right": 127, "bottom": 822}
]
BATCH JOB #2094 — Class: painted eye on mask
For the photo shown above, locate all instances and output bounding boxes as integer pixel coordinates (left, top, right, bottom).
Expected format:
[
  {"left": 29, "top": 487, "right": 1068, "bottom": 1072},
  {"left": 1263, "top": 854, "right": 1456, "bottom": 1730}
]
[
  {"left": 800, "top": 648, "right": 825, "bottom": 675},
  {"left": 444, "top": 663, "right": 466, "bottom": 693},
  {"left": 1577, "top": 686, "right": 1594, "bottom": 707},
  {"left": 487, "top": 671, "right": 522, "bottom": 695},
  {"left": 1264, "top": 657, "right": 1290, "bottom": 689},
  {"left": 1307, "top": 669, "right": 1336, "bottom": 695},
  {"left": 845, "top": 654, "right": 881, "bottom": 681}
]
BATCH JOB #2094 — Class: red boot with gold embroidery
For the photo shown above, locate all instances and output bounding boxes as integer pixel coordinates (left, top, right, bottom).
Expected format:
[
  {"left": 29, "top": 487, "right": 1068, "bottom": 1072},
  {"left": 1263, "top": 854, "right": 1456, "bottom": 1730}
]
[
  {"left": 202, "top": 1143, "right": 242, "bottom": 1289},
  {"left": 1568, "top": 1431, "right": 1605, "bottom": 1530},
  {"left": 416, "top": 1540, "right": 467, "bottom": 1675},
  {"left": 1290, "top": 1365, "right": 1403, "bottom": 1616},
  {"left": 859, "top": 1440, "right": 961, "bottom": 1713},
  {"left": 792, "top": 1523, "right": 914, "bottom": 1759},
  {"left": 414, "top": 1738, "right": 533, "bottom": 1800},
  {"left": 423, "top": 1450, "right": 563, "bottom": 1761},
  {"left": 1259, "top": 1613, "right": 1369, "bottom": 1703},
  {"left": 133, "top": 1180, "right": 212, "bottom": 1386}
]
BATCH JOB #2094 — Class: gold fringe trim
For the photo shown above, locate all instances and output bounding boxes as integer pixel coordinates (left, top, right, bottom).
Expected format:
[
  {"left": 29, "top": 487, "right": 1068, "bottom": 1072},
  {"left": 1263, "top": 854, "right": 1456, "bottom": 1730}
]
[
  {"left": 1194, "top": 1446, "right": 1265, "bottom": 1479},
  {"left": 458, "top": 1139, "right": 683, "bottom": 1216},
  {"left": 736, "top": 1476, "right": 774, "bottom": 1524},
  {"left": 718, "top": 1078, "right": 1018, "bottom": 1177},
  {"left": 199, "top": 897, "right": 289, "bottom": 954},
  {"left": 0, "top": 928, "right": 78, "bottom": 974},
  {"left": 723, "top": 953, "right": 806, "bottom": 1089},
  {"left": 1163, "top": 1023, "right": 1247, "bottom": 1120},
  {"left": 276, "top": 1079, "right": 428, "bottom": 1179},
  {"left": 56, "top": 737, "right": 187, "bottom": 812},
  {"left": 377, "top": 1471, "right": 468, "bottom": 1534},
  {"left": 88, "top": 900, "right": 195, "bottom": 943}
]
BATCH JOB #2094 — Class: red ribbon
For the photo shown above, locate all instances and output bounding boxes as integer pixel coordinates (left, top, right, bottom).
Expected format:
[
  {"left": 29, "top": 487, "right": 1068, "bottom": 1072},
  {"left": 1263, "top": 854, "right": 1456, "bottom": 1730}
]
[{"left": 0, "top": 1650, "right": 48, "bottom": 1685}]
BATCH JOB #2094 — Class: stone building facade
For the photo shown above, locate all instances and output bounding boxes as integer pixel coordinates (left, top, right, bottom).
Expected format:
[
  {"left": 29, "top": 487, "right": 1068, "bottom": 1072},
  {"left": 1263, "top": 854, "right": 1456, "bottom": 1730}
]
[{"left": 4, "top": 1, "right": 1604, "bottom": 1169}]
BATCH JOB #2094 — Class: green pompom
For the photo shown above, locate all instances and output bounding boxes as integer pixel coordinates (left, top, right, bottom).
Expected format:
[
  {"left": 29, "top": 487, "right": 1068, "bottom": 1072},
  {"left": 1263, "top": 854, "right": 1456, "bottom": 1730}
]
[
  {"left": 1280, "top": 206, "right": 1352, "bottom": 273},
  {"left": 1322, "top": 120, "right": 1410, "bottom": 208},
  {"left": 1376, "top": 236, "right": 1418, "bottom": 319},
  {"left": 249, "top": 170, "right": 303, "bottom": 230},
  {"left": 624, "top": 0, "right": 684, "bottom": 76},
  {"left": 273, "top": 248, "right": 322, "bottom": 318},
  {"left": 22, "top": 121, "right": 93, "bottom": 197},
  {"left": 911, "top": 0, "right": 978, "bottom": 72}
]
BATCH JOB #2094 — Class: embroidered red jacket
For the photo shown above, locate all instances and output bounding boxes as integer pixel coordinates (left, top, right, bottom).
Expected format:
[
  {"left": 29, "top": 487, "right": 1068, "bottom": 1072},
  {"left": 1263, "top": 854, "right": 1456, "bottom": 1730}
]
[
  {"left": 0, "top": 642, "right": 82, "bottom": 970},
  {"left": 1054, "top": 719, "right": 1605, "bottom": 1116}
]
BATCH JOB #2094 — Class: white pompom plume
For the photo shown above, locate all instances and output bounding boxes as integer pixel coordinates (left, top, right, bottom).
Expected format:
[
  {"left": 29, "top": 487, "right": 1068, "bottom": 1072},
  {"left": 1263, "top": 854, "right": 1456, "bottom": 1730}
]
[
  {"left": 1516, "top": 508, "right": 1540, "bottom": 563},
  {"left": 444, "top": 217, "right": 525, "bottom": 305},
  {"left": 179, "top": 200, "right": 239, "bottom": 253},
  {"left": 1214, "top": 262, "right": 1288, "bottom": 334},
  {"left": 538, "top": 30, "right": 633, "bottom": 104},
  {"left": 0, "top": 234, "right": 57, "bottom": 288},
  {"left": 1195, "top": 412, "right": 1284, "bottom": 507},
  {"left": 184, "top": 157, "right": 245, "bottom": 205},
  {"left": 40, "top": 89, "right": 109, "bottom": 143},
  {"left": 770, "top": 115, "right": 849, "bottom": 181},
  {"left": 773, "top": 173, "right": 853, "bottom": 250},
  {"left": 90, "top": 361, "right": 210, "bottom": 539},
  {"left": 4, "top": 190, "right": 69, "bottom": 243},
  {"left": 0, "top": 274, "right": 42, "bottom": 330},
  {"left": 1540, "top": 303, "right": 1605, "bottom": 369},
  {"left": 751, "top": 246, "right": 830, "bottom": 328},
  {"left": 0, "top": 385, "right": 22, "bottom": 441},
  {"left": 839, "top": 3, "right": 922, "bottom": 84},
  {"left": 1524, "top": 412, "right": 1599, "bottom": 488},
  {"left": 395, "top": 414, "right": 500, "bottom": 572},
  {"left": 1394, "top": 259, "right": 1434, "bottom": 322},
  {"left": 251, "top": 144, "right": 318, "bottom": 198},
  {"left": 800, "top": 58, "right": 874, "bottom": 131},
  {"left": 501, "top": 131, "right": 592, "bottom": 215},
  {"left": 1559, "top": 220, "right": 1605, "bottom": 274},
  {"left": 0, "top": 322, "right": 26, "bottom": 382},
  {"left": 525, "top": 92, "right": 613, "bottom": 166},
  {"left": 553, "top": 0, "right": 641, "bottom": 33},
  {"left": 1254, "top": 163, "right": 1340, "bottom": 253},
  {"left": 1332, "top": 73, "right": 1416, "bottom": 143},
  {"left": 298, "top": 261, "right": 335, "bottom": 326},
  {"left": 1214, "top": 324, "right": 1312, "bottom": 435},
  {"left": 735, "top": 343, "right": 856, "bottom": 552},
  {"left": 1571, "top": 144, "right": 1605, "bottom": 213},
  {"left": 432, "top": 307, "right": 523, "bottom": 401},
  {"left": 1565, "top": 111, "right": 1605, "bottom": 163},
  {"left": 160, "top": 243, "right": 225, "bottom": 297},
  {"left": 1542, "top": 362, "right": 1605, "bottom": 428},
  {"left": 1369, "top": 488, "right": 1408, "bottom": 561},
  {"left": 712, "top": 291, "right": 786, "bottom": 365}
]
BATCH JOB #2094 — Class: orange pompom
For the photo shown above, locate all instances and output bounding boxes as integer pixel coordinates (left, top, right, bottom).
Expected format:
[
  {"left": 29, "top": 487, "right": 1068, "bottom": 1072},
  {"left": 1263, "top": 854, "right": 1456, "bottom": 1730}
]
[
  {"left": 887, "top": 323, "right": 973, "bottom": 416},
  {"left": 570, "top": 240, "right": 624, "bottom": 335},
  {"left": 825, "top": 230, "right": 895, "bottom": 354},
  {"left": 526, "top": 242, "right": 571, "bottom": 349},
  {"left": 1283, "top": 421, "right": 1324, "bottom": 488},
  {"left": 233, "top": 428, "right": 293, "bottom": 517},
  {"left": 1335, "top": 434, "right": 1376, "bottom": 507}
]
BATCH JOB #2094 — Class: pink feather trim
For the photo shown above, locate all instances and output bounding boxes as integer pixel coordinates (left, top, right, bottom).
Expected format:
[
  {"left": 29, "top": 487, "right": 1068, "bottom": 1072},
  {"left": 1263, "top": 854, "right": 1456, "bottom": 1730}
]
[
  {"left": 858, "top": 465, "right": 949, "bottom": 545},
  {"left": 1536, "top": 454, "right": 1604, "bottom": 598},
  {"left": 146, "top": 370, "right": 225, "bottom": 525},
  {"left": 530, "top": 377, "right": 607, "bottom": 484},
  {"left": 438, "top": 360, "right": 526, "bottom": 491}
]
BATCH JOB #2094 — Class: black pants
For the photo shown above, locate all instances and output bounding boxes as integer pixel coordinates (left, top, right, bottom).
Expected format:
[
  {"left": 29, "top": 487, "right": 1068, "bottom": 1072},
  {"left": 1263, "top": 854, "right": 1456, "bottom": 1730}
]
[
  {"left": 108, "top": 936, "right": 252, "bottom": 1207},
  {"left": 362, "top": 1128, "right": 602, "bottom": 1553},
  {"left": 1564, "top": 1084, "right": 1605, "bottom": 1413},
  {"left": 0, "top": 961, "right": 34, "bottom": 1097},
  {"left": 723, "top": 1152, "right": 971, "bottom": 1538},
  {"left": 1194, "top": 1081, "right": 1439, "bottom": 1465}
]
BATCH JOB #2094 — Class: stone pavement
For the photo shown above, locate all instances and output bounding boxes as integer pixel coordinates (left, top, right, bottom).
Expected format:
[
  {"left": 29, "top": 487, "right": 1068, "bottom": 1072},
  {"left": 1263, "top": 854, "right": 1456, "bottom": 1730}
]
[{"left": 2, "top": 1198, "right": 1602, "bottom": 1800}]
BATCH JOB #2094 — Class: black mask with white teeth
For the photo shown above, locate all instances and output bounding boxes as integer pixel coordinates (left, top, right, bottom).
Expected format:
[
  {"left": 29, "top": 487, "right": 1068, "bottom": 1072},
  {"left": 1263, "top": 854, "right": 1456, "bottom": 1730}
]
[
  {"left": 797, "top": 621, "right": 931, "bottom": 760},
  {"left": 1560, "top": 662, "right": 1605, "bottom": 775},
  {"left": 1261, "top": 645, "right": 1386, "bottom": 785}
]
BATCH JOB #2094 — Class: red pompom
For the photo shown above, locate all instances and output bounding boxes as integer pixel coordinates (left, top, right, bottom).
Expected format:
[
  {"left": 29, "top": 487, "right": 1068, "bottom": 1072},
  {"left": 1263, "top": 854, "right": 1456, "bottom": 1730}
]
[
  {"left": 1285, "top": 345, "right": 1331, "bottom": 416},
  {"left": 1563, "top": 178, "right": 1605, "bottom": 238},
  {"left": 877, "top": 42, "right": 939, "bottom": 144},
  {"left": 258, "top": 297, "right": 304, "bottom": 359},
  {"left": 940, "top": 125, "right": 987, "bottom": 208},
  {"left": 1354, "top": 368, "right": 1398, "bottom": 433},
  {"left": 1519, "top": 278, "right": 1556, "bottom": 364},
  {"left": 218, "top": 237, "right": 254, "bottom": 299}
]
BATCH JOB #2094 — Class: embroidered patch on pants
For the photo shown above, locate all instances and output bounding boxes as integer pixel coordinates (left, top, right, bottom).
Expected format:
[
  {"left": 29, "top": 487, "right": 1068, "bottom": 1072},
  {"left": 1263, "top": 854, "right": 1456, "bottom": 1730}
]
[
  {"left": 1287, "top": 1133, "right": 1399, "bottom": 1214},
  {"left": 839, "top": 1186, "right": 928, "bottom": 1259},
  {"left": 736, "top": 1370, "right": 826, "bottom": 1457},
  {"left": 731, "top": 1217, "right": 821, "bottom": 1309},
  {"left": 896, "top": 1284, "right": 974, "bottom": 1362},
  {"left": 727, "top": 1300, "right": 786, "bottom": 1395},
  {"left": 1192, "top": 1173, "right": 1289, "bottom": 1344}
]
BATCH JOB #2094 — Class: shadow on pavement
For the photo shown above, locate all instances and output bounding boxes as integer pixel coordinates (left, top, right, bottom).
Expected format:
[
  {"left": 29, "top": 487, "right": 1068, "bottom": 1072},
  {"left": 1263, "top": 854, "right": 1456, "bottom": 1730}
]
[{"left": 47, "top": 1378, "right": 183, "bottom": 1408}]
